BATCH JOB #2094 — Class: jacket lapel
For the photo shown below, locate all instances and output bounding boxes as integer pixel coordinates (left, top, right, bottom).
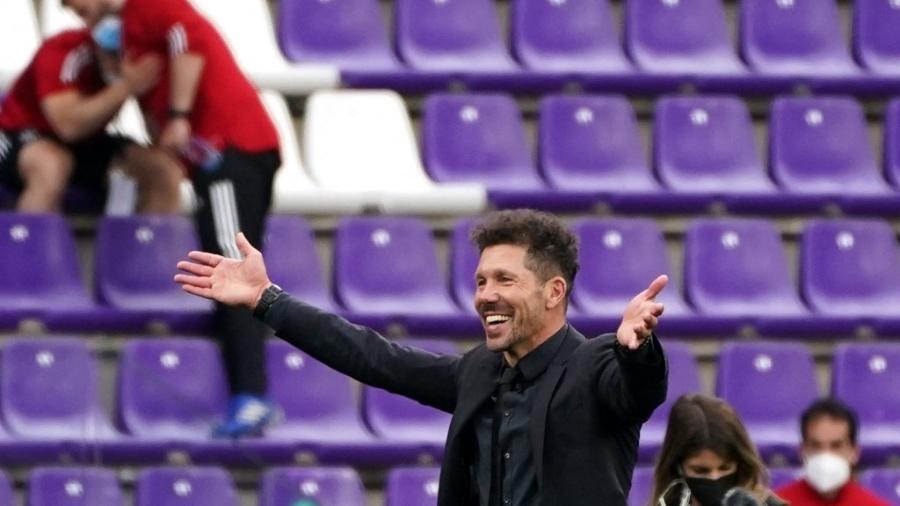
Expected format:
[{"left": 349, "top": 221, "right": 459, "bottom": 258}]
[
  {"left": 529, "top": 326, "right": 585, "bottom": 491},
  {"left": 447, "top": 350, "right": 502, "bottom": 443}
]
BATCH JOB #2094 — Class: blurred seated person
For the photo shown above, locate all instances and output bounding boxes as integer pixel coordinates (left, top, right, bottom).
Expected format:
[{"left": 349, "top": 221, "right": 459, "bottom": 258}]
[
  {"left": 776, "top": 398, "right": 889, "bottom": 506},
  {"left": 652, "top": 394, "right": 786, "bottom": 506},
  {"left": 0, "top": 20, "right": 181, "bottom": 213}
]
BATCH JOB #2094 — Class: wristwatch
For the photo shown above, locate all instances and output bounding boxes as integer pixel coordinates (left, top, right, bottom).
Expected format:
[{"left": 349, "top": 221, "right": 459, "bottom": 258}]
[{"left": 253, "top": 284, "right": 283, "bottom": 319}]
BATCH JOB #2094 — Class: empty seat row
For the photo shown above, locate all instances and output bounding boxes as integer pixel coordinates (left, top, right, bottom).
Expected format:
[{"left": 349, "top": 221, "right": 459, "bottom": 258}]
[
  {"left": 275, "top": 0, "right": 900, "bottom": 92},
  {"left": 3, "top": 213, "right": 900, "bottom": 338},
  {"left": 0, "top": 336, "right": 452, "bottom": 466},
  {"left": 422, "top": 92, "right": 900, "bottom": 213},
  {"left": 0, "top": 465, "right": 440, "bottom": 506},
  {"left": 1, "top": 336, "right": 898, "bottom": 467}
]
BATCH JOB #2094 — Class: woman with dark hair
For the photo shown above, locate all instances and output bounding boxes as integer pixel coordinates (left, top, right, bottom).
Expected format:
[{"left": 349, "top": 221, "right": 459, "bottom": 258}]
[{"left": 652, "top": 394, "right": 786, "bottom": 506}]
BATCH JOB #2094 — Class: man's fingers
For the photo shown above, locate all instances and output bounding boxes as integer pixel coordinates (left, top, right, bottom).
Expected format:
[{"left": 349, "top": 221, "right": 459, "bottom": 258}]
[
  {"left": 643, "top": 314, "right": 658, "bottom": 329},
  {"left": 236, "top": 232, "right": 257, "bottom": 258},
  {"left": 651, "top": 302, "right": 665, "bottom": 317},
  {"left": 176, "top": 260, "right": 213, "bottom": 277},
  {"left": 187, "top": 250, "right": 223, "bottom": 266},
  {"left": 181, "top": 284, "right": 213, "bottom": 299},
  {"left": 174, "top": 273, "right": 212, "bottom": 289},
  {"left": 644, "top": 274, "right": 669, "bottom": 301}
]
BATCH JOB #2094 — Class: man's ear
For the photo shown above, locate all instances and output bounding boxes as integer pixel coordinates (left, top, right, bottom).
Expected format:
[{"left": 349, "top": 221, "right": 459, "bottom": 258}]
[
  {"left": 849, "top": 443, "right": 861, "bottom": 467},
  {"left": 544, "top": 276, "right": 567, "bottom": 309}
]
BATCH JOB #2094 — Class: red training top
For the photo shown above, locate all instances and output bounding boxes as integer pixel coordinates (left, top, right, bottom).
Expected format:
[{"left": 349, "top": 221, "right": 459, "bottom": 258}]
[
  {"left": 121, "top": 0, "right": 278, "bottom": 157},
  {"left": 777, "top": 479, "right": 891, "bottom": 506},
  {"left": 0, "top": 30, "right": 103, "bottom": 135}
]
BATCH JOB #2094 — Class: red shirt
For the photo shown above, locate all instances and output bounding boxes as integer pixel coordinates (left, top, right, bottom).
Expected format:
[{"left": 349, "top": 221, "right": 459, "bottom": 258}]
[
  {"left": 777, "top": 479, "right": 890, "bottom": 506},
  {"left": 120, "top": 0, "right": 278, "bottom": 157},
  {"left": 0, "top": 30, "right": 104, "bottom": 135}
]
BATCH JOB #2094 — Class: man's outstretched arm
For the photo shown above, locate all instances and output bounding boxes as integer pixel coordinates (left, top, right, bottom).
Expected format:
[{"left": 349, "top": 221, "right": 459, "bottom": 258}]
[
  {"left": 591, "top": 275, "right": 669, "bottom": 425},
  {"left": 175, "top": 233, "right": 460, "bottom": 413}
]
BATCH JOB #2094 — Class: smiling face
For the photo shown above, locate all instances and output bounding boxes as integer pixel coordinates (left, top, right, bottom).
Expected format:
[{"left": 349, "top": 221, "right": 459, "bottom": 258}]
[{"left": 474, "top": 244, "right": 562, "bottom": 356}]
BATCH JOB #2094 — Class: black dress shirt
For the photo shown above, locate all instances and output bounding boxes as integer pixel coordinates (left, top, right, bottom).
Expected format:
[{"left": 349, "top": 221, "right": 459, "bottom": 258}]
[{"left": 472, "top": 324, "right": 568, "bottom": 506}]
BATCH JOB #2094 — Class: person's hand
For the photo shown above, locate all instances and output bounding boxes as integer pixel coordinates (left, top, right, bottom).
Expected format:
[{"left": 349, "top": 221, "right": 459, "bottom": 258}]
[
  {"left": 120, "top": 55, "right": 161, "bottom": 96},
  {"left": 174, "top": 232, "right": 272, "bottom": 310},
  {"left": 616, "top": 275, "right": 668, "bottom": 350},
  {"left": 159, "top": 117, "right": 191, "bottom": 154}
]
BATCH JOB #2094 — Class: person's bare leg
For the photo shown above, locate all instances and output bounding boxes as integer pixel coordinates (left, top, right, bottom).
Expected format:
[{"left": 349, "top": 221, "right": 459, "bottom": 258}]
[
  {"left": 118, "top": 144, "right": 183, "bottom": 214},
  {"left": 16, "top": 139, "right": 74, "bottom": 212}
]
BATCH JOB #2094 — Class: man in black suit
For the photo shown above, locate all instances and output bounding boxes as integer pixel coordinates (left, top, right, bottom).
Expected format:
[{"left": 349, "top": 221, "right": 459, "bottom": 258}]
[{"left": 175, "top": 209, "right": 669, "bottom": 505}]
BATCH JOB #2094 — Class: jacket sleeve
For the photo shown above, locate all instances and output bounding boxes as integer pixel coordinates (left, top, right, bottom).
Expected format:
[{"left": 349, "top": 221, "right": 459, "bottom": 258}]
[
  {"left": 262, "top": 294, "right": 460, "bottom": 413},
  {"left": 589, "top": 333, "right": 668, "bottom": 425}
]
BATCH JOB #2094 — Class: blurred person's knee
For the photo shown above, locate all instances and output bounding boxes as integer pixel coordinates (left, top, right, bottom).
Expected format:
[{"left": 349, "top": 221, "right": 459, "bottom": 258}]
[
  {"left": 16, "top": 139, "right": 74, "bottom": 212},
  {"left": 120, "top": 144, "right": 183, "bottom": 214}
]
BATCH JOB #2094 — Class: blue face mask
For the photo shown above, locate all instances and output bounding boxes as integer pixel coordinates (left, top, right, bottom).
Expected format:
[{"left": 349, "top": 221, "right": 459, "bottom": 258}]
[{"left": 92, "top": 16, "right": 122, "bottom": 52}]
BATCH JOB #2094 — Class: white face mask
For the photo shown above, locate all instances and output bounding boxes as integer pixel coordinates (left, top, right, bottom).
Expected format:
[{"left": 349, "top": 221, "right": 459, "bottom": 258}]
[{"left": 803, "top": 452, "right": 851, "bottom": 494}]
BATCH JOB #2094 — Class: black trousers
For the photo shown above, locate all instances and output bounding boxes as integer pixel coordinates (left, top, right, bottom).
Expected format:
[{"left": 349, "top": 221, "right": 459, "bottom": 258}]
[{"left": 192, "top": 147, "right": 279, "bottom": 396}]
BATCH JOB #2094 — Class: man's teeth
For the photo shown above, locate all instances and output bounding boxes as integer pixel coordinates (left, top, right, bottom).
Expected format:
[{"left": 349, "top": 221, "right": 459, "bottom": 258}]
[{"left": 485, "top": 315, "right": 511, "bottom": 324}]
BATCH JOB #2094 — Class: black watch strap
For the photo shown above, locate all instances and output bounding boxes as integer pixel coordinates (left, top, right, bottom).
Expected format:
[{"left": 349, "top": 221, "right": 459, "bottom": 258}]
[{"left": 253, "top": 284, "right": 283, "bottom": 320}]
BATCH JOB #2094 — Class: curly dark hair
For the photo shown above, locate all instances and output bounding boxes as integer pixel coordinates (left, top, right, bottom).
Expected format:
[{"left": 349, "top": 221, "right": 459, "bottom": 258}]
[{"left": 470, "top": 209, "right": 579, "bottom": 296}]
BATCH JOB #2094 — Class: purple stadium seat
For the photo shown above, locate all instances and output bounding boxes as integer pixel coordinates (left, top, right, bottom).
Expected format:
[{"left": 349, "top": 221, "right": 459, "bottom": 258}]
[
  {"left": 1, "top": 338, "right": 119, "bottom": 449},
  {"left": 860, "top": 468, "right": 900, "bottom": 506},
  {"left": 628, "top": 466, "right": 654, "bottom": 506},
  {"left": 136, "top": 467, "right": 238, "bottom": 506},
  {"left": 264, "top": 215, "right": 335, "bottom": 312},
  {"left": 717, "top": 342, "right": 818, "bottom": 463},
  {"left": 684, "top": 218, "right": 798, "bottom": 320},
  {"left": 0, "top": 213, "right": 96, "bottom": 330},
  {"left": 95, "top": 216, "right": 212, "bottom": 333},
  {"left": 424, "top": 94, "right": 588, "bottom": 210},
  {"left": 538, "top": 95, "right": 664, "bottom": 209},
  {"left": 768, "top": 468, "right": 802, "bottom": 490},
  {"left": 386, "top": 467, "right": 441, "bottom": 506},
  {"left": 394, "top": 0, "right": 517, "bottom": 73},
  {"left": 801, "top": 219, "right": 900, "bottom": 335},
  {"left": 237, "top": 341, "right": 390, "bottom": 465},
  {"left": 275, "top": 0, "right": 446, "bottom": 89},
  {"left": 769, "top": 97, "right": 898, "bottom": 214},
  {"left": 654, "top": 96, "right": 780, "bottom": 210},
  {"left": 117, "top": 339, "right": 228, "bottom": 457},
  {"left": 684, "top": 219, "right": 847, "bottom": 336},
  {"left": 362, "top": 339, "right": 457, "bottom": 460},
  {"left": 569, "top": 218, "right": 710, "bottom": 337},
  {"left": 449, "top": 219, "right": 479, "bottom": 317},
  {"left": 638, "top": 341, "right": 701, "bottom": 462},
  {"left": 261, "top": 467, "right": 366, "bottom": 506},
  {"left": 832, "top": 344, "right": 900, "bottom": 464},
  {"left": 334, "top": 216, "right": 473, "bottom": 335},
  {"left": 625, "top": 0, "right": 744, "bottom": 74},
  {"left": 740, "top": 0, "right": 859, "bottom": 75},
  {"left": 277, "top": 0, "right": 396, "bottom": 70},
  {"left": 855, "top": 0, "right": 900, "bottom": 75},
  {"left": 29, "top": 467, "right": 124, "bottom": 506},
  {"left": 886, "top": 99, "right": 900, "bottom": 189},
  {"left": 511, "top": 0, "right": 630, "bottom": 73}
]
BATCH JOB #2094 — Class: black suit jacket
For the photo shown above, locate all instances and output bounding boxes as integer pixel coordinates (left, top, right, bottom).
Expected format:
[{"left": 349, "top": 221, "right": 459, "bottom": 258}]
[{"left": 263, "top": 296, "right": 668, "bottom": 506}]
